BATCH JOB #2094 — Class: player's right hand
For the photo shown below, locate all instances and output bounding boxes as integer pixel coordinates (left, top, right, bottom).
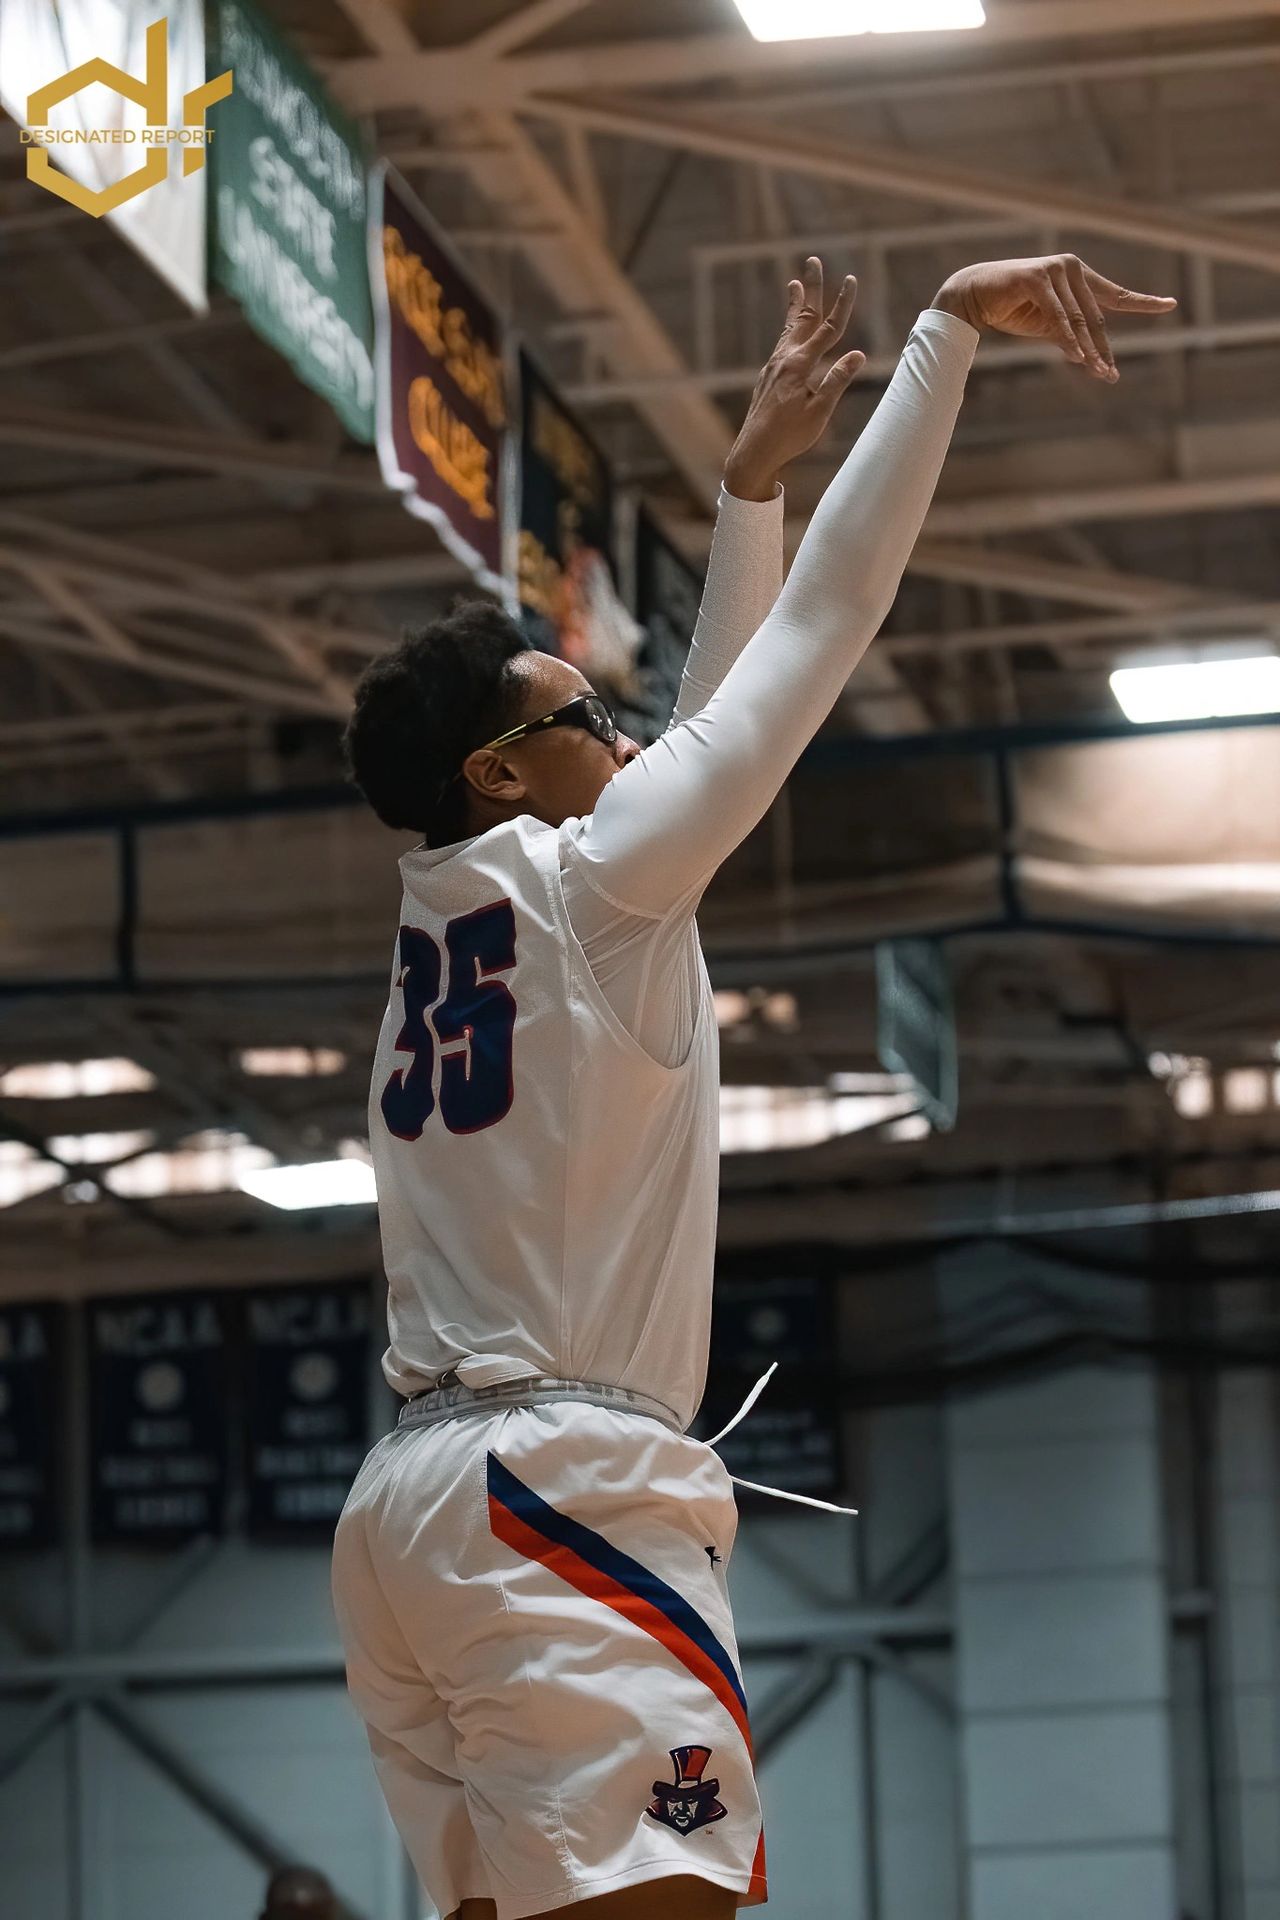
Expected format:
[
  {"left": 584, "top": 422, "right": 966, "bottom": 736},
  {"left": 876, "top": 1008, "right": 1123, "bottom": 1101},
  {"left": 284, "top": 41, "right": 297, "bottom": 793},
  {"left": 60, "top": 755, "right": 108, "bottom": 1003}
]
[
  {"left": 724, "top": 256, "right": 867, "bottom": 501},
  {"left": 932, "top": 253, "right": 1178, "bottom": 382}
]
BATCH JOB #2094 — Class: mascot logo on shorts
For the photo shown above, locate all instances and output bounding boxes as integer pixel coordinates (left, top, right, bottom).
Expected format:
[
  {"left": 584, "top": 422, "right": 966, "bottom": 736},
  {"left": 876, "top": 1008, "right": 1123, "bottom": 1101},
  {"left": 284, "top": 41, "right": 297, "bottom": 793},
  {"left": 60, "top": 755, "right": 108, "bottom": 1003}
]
[{"left": 646, "top": 1746, "right": 728, "bottom": 1835}]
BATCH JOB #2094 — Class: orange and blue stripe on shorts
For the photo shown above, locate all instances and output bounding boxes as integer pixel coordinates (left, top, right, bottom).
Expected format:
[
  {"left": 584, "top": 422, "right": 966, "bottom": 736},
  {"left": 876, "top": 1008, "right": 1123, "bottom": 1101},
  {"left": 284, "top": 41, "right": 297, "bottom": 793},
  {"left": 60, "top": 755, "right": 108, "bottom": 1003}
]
[{"left": 486, "top": 1450, "right": 767, "bottom": 1898}]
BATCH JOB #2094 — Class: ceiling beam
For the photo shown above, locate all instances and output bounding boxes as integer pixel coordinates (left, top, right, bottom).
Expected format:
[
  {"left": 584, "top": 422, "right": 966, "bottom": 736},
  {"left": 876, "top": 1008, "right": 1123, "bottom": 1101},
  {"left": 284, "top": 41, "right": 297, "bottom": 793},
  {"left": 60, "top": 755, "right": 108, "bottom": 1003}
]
[
  {"left": 559, "top": 122, "right": 608, "bottom": 243},
  {"left": 253, "top": 552, "right": 464, "bottom": 601},
  {"left": 328, "top": 0, "right": 418, "bottom": 59},
  {"left": 466, "top": 113, "right": 929, "bottom": 729},
  {"left": 466, "top": 111, "right": 731, "bottom": 511},
  {"left": 0, "top": 408, "right": 388, "bottom": 496},
  {"left": 4, "top": 525, "right": 363, "bottom": 711},
  {"left": 905, "top": 540, "right": 1229, "bottom": 614},
  {"left": 695, "top": 33, "right": 1280, "bottom": 117},
  {"left": 98, "top": 1010, "right": 311, "bottom": 1164},
  {"left": 0, "top": 310, "right": 239, "bottom": 374},
  {"left": 0, "top": 508, "right": 390, "bottom": 629},
  {"left": 335, "top": 10, "right": 926, "bottom": 728},
  {"left": 467, "top": 0, "right": 597, "bottom": 61},
  {"left": 933, "top": 405, "right": 1280, "bottom": 522},
  {"left": 254, "top": 617, "right": 354, "bottom": 711},
  {"left": 0, "top": 700, "right": 246, "bottom": 748},
  {"left": 687, "top": 188, "right": 1280, "bottom": 263},
  {"left": 675, "top": 518, "right": 1235, "bottom": 614},
  {"left": 670, "top": 515, "right": 1229, "bottom": 614},
  {"left": 565, "top": 314, "right": 1280, "bottom": 406},
  {"left": 60, "top": 247, "right": 253, "bottom": 440},
  {"left": 0, "top": 612, "right": 345, "bottom": 717},
  {"left": 531, "top": 94, "right": 1280, "bottom": 280},
  {"left": 331, "top": 2, "right": 1280, "bottom": 113},
  {"left": 0, "top": 724, "right": 253, "bottom": 780},
  {"left": 0, "top": 508, "right": 259, "bottom": 598},
  {"left": 2, "top": 554, "right": 143, "bottom": 665},
  {"left": 881, "top": 598, "right": 1280, "bottom": 656},
  {"left": 924, "top": 468, "right": 1280, "bottom": 536},
  {"left": 19, "top": 650, "right": 187, "bottom": 799},
  {"left": 0, "top": 526, "right": 389, "bottom": 678}
]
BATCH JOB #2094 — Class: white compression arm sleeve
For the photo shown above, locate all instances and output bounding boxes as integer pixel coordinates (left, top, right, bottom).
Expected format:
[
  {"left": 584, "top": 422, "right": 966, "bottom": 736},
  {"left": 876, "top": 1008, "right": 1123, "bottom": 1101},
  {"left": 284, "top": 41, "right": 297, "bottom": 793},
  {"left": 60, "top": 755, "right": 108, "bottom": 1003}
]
[
  {"left": 558, "top": 483, "right": 788, "bottom": 1064},
  {"left": 669, "top": 483, "right": 785, "bottom": 725},
  {"left": 561, "top": 307, "right": 979, "bottom": 922}
]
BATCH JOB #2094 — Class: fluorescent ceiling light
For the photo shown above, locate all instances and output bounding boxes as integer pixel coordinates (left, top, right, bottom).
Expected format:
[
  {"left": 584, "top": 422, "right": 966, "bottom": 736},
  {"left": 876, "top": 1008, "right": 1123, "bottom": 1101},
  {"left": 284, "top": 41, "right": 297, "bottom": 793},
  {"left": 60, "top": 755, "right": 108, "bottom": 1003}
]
[
  {"left": 0, "top": 1142, "right": 65, "bottom": 1210},
  {"left": 1110, "top": 654, "right": 1280, "bottom": 723},
  {"left": 828, "top": 1071, "right": 914, "bottom": 1094},
  {"left": 47, "top": 1130, "right": 155, "bottom": 1165},
  {"left": 719, "top": 1083, "right": 919, "bottom": 1153},
  {"left": 0, "top": 1057, "right": 155, "bottom": 1097},
  {"left": 238, "top": 1046, "right": 347, "bottom": 1077},
  {"left": 713, "top": 988, "right": 797, "bottom": 1032},
  {"left": 1223, "top": 1067, "right": 1270, "bottom": 1115},
  {"left": 733, "top": 0, "right": 985, "bottom": 41},
  {"left": 238, "top": 1157, "right": 378, "bottom": 1211},
  {"left": 1171, "top": 1070, "right": 1213, "bottom": 1120}
]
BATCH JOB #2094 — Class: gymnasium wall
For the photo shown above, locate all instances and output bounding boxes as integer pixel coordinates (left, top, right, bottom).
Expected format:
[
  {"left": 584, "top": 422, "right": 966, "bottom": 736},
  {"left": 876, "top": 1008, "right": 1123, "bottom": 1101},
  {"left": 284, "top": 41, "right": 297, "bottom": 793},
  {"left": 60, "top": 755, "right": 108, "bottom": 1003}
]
[{"left": 0, "top": 1257, "right": 1241, "bottom": 1920}]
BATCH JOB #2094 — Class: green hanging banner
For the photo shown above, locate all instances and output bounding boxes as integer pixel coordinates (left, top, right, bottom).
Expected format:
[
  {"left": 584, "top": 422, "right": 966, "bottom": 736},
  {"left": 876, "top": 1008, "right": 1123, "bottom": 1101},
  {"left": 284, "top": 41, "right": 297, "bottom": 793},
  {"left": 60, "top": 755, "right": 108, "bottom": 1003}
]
[
  {"left": 876, "top": 937, "right": 959, "bottom": 1132},
  {"left": 209, "top": 0, "right": 374, "bottom": 442}
]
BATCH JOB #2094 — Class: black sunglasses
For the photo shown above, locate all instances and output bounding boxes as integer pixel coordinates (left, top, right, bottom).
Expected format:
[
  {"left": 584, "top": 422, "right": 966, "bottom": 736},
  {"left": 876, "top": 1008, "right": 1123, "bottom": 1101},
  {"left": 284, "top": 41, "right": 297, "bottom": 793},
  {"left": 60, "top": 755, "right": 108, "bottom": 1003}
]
[
  {"left": 441, "top": 694, "right": 617, "bottom": 803},
  {"left": 480, "top": 692, "right": 617, "bottom": 755}
]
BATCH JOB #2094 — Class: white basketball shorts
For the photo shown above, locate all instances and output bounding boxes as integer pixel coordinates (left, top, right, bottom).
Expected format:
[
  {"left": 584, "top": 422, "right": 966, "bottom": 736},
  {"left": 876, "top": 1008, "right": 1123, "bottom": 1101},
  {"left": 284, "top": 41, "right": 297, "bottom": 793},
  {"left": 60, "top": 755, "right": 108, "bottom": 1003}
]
[{"left": 332, "top": 1398, "right": 767, "bottom": 1919}]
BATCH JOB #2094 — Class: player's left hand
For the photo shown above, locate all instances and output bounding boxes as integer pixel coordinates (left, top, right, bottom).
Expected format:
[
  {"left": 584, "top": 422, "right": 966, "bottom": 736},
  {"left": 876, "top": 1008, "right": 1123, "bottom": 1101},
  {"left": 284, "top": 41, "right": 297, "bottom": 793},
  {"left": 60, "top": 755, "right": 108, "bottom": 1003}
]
[{"left": 724, "top": 256, "right": 867, "bottom": 502}]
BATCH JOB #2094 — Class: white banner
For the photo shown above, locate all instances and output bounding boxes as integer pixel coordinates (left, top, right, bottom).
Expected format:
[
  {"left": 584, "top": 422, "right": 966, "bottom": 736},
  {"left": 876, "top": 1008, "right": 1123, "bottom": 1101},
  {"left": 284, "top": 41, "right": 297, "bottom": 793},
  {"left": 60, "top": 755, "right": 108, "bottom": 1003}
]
[{"left": 0, "top": 0, "right": 225, "bottom": 311}]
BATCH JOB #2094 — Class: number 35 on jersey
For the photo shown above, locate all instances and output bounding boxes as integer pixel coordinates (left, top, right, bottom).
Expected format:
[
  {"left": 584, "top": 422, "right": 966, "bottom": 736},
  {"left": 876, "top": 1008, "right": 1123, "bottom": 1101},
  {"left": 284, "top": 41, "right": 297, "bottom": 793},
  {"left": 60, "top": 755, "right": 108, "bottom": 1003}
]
[{"left": 380, "top": 898, "right": 517, "bottom": 1141}]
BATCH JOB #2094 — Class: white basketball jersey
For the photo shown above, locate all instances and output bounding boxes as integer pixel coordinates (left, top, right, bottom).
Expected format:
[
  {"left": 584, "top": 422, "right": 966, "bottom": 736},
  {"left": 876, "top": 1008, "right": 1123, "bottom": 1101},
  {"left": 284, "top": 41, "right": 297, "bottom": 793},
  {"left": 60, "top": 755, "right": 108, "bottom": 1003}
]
[{"left": 369, "top": 815, "right": 721, "bottom": 1429}]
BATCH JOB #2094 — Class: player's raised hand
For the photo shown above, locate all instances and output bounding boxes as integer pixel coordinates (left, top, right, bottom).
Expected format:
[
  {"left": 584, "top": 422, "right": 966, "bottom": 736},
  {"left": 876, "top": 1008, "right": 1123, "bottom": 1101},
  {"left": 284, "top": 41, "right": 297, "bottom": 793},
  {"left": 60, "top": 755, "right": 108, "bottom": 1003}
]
[
  {"left": 724, "top": 256, "right": 867, "bottom": 500},
  {"left": 933, "top": 253, "right": 1178, "bottom": 382}
]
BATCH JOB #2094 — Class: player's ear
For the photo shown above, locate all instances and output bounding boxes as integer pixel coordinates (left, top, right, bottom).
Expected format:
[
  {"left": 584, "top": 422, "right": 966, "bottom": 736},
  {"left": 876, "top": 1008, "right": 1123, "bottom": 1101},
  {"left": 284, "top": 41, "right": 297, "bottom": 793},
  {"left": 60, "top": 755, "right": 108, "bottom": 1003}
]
[{"left": 462, "top": 746, "right": 526, "bottom": 805}]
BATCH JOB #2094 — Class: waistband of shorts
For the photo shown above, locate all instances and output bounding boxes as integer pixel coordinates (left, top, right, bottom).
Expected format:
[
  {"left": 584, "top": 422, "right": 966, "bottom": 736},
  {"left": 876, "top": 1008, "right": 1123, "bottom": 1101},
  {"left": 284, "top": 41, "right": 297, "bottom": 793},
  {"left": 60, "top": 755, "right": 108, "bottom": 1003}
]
[{"left": 395, "top": 1374, "right": 685, "bottom": 1436}]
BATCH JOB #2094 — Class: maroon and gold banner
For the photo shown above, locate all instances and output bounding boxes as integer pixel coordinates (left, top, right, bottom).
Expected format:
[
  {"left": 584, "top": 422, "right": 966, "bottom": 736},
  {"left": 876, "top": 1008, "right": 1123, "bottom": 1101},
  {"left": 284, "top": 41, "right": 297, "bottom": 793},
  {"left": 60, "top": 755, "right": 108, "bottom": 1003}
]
[{"left": 372, "top": 163, "right": 511, "bottom": 598}]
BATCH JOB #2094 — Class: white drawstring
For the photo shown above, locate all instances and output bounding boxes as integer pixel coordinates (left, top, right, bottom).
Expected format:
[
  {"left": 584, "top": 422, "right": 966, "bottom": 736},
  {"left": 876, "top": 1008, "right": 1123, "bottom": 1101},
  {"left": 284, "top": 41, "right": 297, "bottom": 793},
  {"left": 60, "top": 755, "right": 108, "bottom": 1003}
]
[
  {"left": 706, "top": 1362, "right": 859, "bottom": 1517},
  {"left": 728, "top": 1476, "right": 859, "bottom": 1517},
  {"left": 705, "top": 1362, "right": 778, "bottom": 1446}
]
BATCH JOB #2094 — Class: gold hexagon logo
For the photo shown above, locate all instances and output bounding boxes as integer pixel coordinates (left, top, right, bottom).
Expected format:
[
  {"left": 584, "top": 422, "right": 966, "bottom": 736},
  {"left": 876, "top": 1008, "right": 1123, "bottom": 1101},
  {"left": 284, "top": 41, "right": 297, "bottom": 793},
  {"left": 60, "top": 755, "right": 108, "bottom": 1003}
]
[{"left": 23, "top": 18, "right": 232, "bottom": 218}]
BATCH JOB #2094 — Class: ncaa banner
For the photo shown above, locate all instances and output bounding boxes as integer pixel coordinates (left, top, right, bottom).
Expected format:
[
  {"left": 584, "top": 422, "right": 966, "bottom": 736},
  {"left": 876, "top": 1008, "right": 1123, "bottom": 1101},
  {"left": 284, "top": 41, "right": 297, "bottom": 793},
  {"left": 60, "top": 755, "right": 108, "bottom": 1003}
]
[
  {"left": 245, "top": 1281, "right": 370, "bottom": 1538},
  {"left": 0, "top": 0, "right": 226, "bottom": 311},
  {"left": 0, "top": 1303, "right": 61, "bottom": 1550},
  {"left": 210, "top": 0, "right": 374, "bottom": 442},
  {"left": 373, "top": 164, "right": 512, "bottom": 600},
  {"left": 89, "top": 1291, "right": 229, "bottom": 1544},
  {"left": 699, "top": 1271, "right": 842, "bottom": 1506}
]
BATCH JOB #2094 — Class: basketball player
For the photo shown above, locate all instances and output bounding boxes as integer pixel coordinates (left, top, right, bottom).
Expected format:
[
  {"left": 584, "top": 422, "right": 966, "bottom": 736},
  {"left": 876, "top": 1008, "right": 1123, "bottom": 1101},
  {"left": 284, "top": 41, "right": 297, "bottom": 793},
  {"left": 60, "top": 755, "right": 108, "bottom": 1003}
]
[{"left": 333, "top": 255, "right": 1176, "bottom": 1920}]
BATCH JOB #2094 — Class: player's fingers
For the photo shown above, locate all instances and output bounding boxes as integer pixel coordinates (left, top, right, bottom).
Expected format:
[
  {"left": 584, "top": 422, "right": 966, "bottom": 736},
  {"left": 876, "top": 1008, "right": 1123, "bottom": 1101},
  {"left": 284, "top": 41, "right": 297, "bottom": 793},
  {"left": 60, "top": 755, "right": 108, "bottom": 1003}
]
[
  {"left": 791, "top": 255, "right": 825, "bottom": 338},
  {"left": 813, "top": 349, "right": 866, "bottom": 406},
  {"left": 1085, "top": 267, "right": 1179, "bottom": 314},
  {"left": 782, "top": 277, "right": 805, "bottom": 332},
  {"left": 1029, "top": 267, "right": 1087, "bottom": 365},
  {"left": 1048, "top": 260, "right": 1106, "bottom": 376},
  {"left": 822, "top": 273, "right": 858, "bottom": 349},
  {"left": 1062, "top": 256, "right": 1116, "bottom": 379}
]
